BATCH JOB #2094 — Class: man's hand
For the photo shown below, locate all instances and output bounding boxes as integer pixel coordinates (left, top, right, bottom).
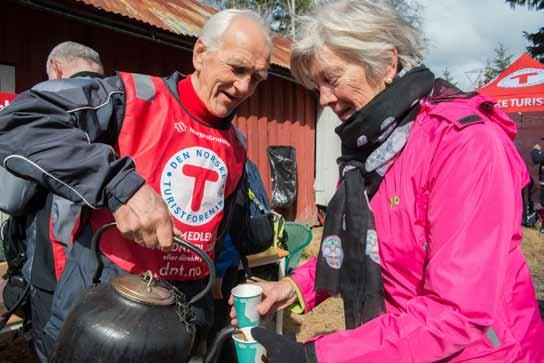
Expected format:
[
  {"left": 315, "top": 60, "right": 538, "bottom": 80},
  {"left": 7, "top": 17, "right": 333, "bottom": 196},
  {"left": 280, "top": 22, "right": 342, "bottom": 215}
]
[
  {"left": 112, "top": 184, "right": 177, "bottom": 251},
  {"left": 229, "top": 279, "right": 297, "bottom": 326}
]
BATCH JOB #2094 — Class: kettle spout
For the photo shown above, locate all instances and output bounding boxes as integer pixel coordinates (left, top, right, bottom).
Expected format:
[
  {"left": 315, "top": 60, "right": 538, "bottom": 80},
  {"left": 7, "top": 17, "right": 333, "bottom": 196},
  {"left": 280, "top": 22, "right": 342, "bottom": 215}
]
[{"left": 203, "top": 325, "right": 236, "bottom": 363}]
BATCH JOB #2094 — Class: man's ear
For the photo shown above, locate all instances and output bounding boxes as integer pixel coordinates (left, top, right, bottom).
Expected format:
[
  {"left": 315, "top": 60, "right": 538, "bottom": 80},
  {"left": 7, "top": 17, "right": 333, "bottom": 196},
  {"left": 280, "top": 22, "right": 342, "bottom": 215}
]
[
  {"left": 193, "top": 39, "right": 207, "bottom": 72},
  {"left": 49, "top": 59, "right": 64, "bottom": 80}
]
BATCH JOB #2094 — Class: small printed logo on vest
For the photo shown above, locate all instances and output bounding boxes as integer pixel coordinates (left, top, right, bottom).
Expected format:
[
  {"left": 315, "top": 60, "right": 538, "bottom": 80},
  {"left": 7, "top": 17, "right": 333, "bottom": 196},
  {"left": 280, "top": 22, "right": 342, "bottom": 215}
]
[
  {"left": 173, "top": 121, "right": 231, "bottom": 146},
  {"left": 322, "top": 235, "right": 343, "bottom": 269},
  {"left": 389, "top": 195, "right": 400, "bottom": 207},
  {"left": 174, "top": 121, "right": 187, "bottom": 133}
]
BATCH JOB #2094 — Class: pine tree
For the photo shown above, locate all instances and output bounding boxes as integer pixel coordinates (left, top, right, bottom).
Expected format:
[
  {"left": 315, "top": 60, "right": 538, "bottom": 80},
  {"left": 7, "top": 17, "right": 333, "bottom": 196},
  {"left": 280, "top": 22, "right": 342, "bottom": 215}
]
[
  {"left": 478, "top": 43, "right": 513, "bottom": 87},
  {"left": 493, "top": 43, "right": 514, "bottom": 72},
  {"left": 204, "top": 0, "right": 312, "bottom": 37},
  {"left": 441, "top": 67, "right": 457, "bottom": 86},
  {"left": 205, "top": 0, "right": 422, "bottom": 38},
  {"left": 506, "top": 0, "right": 544, "bottom": 62}
]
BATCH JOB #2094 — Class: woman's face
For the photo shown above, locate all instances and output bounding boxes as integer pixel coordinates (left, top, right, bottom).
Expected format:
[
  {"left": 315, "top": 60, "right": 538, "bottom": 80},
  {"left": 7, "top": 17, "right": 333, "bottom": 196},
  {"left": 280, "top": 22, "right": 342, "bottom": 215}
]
[{"left": 309, "top": 46, "right": 396, "bottom": 122}]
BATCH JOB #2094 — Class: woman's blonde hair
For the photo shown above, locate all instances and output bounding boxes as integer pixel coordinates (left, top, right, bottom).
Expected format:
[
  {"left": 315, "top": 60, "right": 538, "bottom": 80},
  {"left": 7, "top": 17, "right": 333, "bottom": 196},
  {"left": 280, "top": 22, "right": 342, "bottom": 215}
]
[{"left": 291, "top": 0, "right": 424, "bottom": 89}]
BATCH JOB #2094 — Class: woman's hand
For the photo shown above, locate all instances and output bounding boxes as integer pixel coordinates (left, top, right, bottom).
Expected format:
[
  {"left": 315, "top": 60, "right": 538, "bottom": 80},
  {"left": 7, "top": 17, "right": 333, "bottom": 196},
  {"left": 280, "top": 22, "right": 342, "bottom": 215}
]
[{"left": 229, "top": 279, "right": 298, "bottom": 325}]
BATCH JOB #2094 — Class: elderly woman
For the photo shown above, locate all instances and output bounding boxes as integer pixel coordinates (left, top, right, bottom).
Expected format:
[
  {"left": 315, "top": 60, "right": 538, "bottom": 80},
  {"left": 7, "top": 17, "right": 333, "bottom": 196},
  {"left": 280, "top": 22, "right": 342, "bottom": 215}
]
[{"left": 230, "top": 1, "right": 544, "bottom": 362}]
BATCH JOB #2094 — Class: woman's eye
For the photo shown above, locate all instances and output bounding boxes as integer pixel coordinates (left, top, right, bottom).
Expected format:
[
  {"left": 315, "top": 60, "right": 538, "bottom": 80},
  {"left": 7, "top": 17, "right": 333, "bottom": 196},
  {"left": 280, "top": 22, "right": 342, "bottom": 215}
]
[{"left": 324, "top": 75, "right": 338, "bottom": 85}]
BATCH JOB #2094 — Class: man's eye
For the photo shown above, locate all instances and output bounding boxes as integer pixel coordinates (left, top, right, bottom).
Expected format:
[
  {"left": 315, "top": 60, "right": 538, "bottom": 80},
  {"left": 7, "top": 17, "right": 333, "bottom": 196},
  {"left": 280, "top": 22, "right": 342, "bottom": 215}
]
[
  {"left": 252, "top": 73, "right": 265, "bottom": 83},
  {"left": 232, "top": 66, "right": 247, "bottom": 75}
]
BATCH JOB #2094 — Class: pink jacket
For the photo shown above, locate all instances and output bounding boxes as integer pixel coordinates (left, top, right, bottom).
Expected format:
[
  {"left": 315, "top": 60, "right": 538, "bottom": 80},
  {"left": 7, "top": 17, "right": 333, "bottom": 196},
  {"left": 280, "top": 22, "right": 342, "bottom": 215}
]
[{"left": 291, "top": 94, "right": 544, "bottom": 362}]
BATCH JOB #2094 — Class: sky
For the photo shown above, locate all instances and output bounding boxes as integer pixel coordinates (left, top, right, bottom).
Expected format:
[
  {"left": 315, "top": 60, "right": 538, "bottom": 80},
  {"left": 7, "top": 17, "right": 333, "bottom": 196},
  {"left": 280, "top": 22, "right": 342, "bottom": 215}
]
[{"left": 420, "top": 0, "right": 542, "bottom": 90}]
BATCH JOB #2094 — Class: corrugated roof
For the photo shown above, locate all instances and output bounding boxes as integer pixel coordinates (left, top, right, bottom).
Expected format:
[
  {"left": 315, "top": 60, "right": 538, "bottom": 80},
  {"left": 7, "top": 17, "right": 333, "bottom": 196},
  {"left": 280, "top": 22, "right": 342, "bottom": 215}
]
[{"left": 76, "top": 0, "right": 291, "bottom": 69}]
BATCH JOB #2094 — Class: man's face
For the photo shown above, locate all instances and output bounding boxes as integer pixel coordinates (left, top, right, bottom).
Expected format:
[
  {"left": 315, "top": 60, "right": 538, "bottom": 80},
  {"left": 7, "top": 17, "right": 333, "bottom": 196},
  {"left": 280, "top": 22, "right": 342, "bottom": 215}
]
[{"left": 192, "top": 17, "right": 271, "bottom": 118}]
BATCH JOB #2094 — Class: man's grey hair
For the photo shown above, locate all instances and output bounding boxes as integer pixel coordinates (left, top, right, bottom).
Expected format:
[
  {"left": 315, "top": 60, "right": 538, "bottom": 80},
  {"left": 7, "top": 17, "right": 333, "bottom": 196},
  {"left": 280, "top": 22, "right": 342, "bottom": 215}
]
[
  {"left": 199, "top": 9, "right": 273, "bottom": 52},
  {"left": 291, "top": 0, "right": 425, "bottom": 89},
  {"left": 46, "top": 41, "right": 103, "bottom": 75}
]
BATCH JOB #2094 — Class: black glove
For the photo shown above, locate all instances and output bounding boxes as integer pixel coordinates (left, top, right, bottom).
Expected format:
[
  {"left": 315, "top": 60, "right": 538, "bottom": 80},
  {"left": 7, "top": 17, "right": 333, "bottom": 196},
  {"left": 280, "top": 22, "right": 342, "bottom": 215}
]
[{"left": 251, "top": 327, "right": 317, "bottom": 363}]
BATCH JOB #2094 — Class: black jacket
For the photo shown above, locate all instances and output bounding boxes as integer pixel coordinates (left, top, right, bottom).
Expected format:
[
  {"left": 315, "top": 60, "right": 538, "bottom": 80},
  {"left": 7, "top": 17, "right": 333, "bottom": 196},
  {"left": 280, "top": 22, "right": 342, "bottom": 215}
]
[
  {"left": 0, "top": 72, "right": 250, "bottom": 287},
  {"left": 0, "top": 74, "right": 141, "bottom": 212},
  {"left": 531, "top": 148, "right": 544, "bottom": 184}
]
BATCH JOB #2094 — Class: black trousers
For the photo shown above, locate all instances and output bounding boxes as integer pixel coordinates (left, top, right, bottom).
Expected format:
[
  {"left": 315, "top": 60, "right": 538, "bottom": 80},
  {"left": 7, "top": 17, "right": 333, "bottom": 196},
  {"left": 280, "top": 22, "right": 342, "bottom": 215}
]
[{"left": 29, "top": 285, "right": 54, "bottom": 363}]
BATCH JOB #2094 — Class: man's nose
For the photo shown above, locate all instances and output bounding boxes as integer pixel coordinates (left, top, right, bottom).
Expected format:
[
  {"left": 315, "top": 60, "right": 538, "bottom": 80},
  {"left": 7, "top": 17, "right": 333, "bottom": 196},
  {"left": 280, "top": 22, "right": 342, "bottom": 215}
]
[{"left": 234, "top": 75, "right": 253, "bottom": 95}]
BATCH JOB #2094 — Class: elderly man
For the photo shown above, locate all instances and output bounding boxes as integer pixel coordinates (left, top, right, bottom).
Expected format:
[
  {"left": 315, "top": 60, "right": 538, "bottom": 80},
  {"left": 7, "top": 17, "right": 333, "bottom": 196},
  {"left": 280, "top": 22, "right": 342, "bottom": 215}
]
[
  {"left": 46, "top": 41, "right": 104, "bottom": 79},
  {"left": 0, "top": 41, "right": 105, "bottom": 362},
  {"left": 0, "top": 9, "right": 271, "bottom": 360}
]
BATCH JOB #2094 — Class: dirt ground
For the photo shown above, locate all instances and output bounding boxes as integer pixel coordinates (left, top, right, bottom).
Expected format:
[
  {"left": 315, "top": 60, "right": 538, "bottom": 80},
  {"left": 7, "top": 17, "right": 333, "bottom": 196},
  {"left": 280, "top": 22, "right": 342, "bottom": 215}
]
[{"left": 1, "top": 227, "right": 542, "bottom": 362}]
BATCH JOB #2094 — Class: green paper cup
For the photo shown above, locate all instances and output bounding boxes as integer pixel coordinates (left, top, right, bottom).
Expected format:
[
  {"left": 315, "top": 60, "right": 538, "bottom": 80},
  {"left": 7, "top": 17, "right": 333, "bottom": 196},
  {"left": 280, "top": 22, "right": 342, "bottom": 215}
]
[
  {"left": 232, "top": 283, "right": 263, "bottom": 328},
  {"left": 232, "top": 327, "right": 267, "bottom": 363}
]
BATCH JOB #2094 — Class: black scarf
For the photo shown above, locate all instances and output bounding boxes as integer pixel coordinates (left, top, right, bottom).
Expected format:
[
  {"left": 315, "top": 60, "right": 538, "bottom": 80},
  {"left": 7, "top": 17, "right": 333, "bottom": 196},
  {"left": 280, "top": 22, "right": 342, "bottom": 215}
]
[{"left": 315, "top": 65, "right": 435, "bottom": 329}]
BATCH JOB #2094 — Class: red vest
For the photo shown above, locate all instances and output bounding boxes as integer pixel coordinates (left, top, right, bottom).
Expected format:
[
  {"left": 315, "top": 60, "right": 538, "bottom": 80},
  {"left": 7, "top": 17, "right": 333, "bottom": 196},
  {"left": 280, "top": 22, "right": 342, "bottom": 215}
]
[{"left": 91, "top": 73, "right": 246, "bottom": 280}]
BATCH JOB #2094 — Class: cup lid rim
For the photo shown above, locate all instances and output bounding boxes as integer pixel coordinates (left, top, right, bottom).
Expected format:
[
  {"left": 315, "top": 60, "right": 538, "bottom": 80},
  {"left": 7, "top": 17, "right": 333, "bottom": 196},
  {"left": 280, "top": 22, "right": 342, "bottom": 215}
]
[{"left": 232, "top": 284, "right": 263, "bottom": 297}]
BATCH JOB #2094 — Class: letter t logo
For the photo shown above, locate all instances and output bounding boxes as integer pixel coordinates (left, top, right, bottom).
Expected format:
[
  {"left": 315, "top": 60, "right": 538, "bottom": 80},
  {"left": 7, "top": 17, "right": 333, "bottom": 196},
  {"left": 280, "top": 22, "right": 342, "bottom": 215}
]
[{"left": 182, "top": 164, "right": 219, "bottom": 211}]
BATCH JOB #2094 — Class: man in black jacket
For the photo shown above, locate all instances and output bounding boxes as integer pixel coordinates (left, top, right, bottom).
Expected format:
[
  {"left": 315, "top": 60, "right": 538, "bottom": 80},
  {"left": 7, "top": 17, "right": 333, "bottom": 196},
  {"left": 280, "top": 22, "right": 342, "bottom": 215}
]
[
  {"left": 46, "top": 41, "right": 104, "bottom": 80},
  {"left": 22, "top": 41, "right": 105, "bottom": 362},
  {"left": 531, "top": 143, "right": 544, "bottom": 233}
]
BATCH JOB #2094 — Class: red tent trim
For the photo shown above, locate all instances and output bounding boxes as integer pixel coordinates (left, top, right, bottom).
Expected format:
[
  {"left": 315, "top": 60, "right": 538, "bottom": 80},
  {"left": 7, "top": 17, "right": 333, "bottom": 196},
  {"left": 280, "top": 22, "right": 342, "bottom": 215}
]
[{"left": 478, "top": 53, "right": 544, "bottom": 113}]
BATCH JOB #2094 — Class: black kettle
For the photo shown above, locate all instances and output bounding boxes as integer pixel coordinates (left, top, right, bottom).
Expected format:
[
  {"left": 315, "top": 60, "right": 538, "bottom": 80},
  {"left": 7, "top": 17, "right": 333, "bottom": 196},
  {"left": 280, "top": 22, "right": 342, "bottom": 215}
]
[{"left": 50, "top": 222, "right": 234, "bottom": 363}]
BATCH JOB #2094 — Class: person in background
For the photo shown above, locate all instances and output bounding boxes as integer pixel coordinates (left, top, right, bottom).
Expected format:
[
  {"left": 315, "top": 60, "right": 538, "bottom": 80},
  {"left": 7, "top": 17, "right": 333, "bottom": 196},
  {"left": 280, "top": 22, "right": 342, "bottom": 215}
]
[
  {"left": 46, "top": 41, "right": 104, "bottom": 80},
  {"left": 230, "top": 1, "right": 544, "bottom": 362},
  {"left": 521, "top": 175, "right": 537, "bottom": 227},
  {"left": 0, "top": 41, "right": 105, "bottom": 362},
  {"left": 0, "top": 9, "right": 271, "bottom": 361},
  {"left": 531, "top": 143, "right": 544, "bottom": 232}
]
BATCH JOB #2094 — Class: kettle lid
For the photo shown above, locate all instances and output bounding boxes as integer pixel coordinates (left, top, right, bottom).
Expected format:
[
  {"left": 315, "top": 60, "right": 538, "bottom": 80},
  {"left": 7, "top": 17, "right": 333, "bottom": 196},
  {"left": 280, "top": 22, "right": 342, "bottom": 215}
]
[{"left": 111, "top": 272, "right": 176, "bottom": 306}]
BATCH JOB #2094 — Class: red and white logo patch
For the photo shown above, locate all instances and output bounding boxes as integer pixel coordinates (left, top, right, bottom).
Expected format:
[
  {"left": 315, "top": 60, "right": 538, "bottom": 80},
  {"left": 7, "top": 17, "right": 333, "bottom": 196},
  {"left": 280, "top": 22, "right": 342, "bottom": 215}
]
[
  {"left": 161, "top": 147, "right": 228, "bottom": 226},
  {"left": 498, "top": 68, "right": 544, "bottom": 88}
]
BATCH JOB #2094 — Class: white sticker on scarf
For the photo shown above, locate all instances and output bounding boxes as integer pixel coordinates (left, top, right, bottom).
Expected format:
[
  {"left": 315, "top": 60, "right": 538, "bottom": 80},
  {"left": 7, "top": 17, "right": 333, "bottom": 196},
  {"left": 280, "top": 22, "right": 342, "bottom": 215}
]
[
  {"left": 356, "top": 135, "right": 368, "bottom": 147},
  {"left": 322, "top": 235, "right": 344, "bottom": 269},
  {"left": 365, "top": 229, "right": 380, "bottom": 264}
]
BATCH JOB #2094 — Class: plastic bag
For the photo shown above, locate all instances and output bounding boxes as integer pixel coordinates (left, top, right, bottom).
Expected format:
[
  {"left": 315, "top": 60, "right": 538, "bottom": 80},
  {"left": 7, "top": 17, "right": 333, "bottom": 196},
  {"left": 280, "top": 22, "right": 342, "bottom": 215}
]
[{"left": 267, "top": 146, "right": 296, "bottom": 209}]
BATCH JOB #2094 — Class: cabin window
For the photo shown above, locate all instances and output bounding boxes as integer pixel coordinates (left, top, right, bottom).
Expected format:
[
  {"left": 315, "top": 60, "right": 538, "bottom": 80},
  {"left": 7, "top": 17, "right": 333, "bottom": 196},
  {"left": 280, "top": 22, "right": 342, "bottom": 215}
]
[{"left": 0, "top": 64, "right": 15, "bottom": 93}]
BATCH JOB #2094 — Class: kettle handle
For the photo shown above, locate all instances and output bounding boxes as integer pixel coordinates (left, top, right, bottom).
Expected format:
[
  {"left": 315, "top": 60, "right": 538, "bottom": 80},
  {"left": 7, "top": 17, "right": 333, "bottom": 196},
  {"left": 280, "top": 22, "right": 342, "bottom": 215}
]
[
  {"left": 91, "top": 222, "right": 117, "bottom": 285},
  {"left": 90, "top": 223, "right": 216, "bottom": 305},
  {"left": 203, "top": 325, "right": 236, "bottom": 363}
]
